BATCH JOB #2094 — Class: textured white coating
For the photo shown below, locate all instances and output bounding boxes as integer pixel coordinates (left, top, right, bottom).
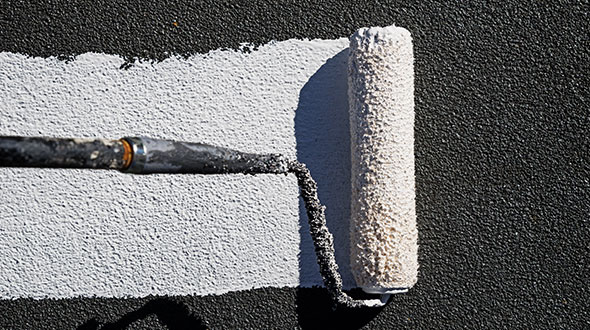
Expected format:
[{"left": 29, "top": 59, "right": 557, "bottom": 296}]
[
  {"left": 348, "top": 26, "right": 418, "bottom": 290},
  {"left": 0, "top": 37, "right": 352, "bottom": 299}
]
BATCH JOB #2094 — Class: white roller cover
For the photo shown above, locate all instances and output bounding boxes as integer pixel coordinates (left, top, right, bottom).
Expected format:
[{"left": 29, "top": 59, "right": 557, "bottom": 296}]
[{"left": 348, "top": 26, "right": 418, "bottom": 293}]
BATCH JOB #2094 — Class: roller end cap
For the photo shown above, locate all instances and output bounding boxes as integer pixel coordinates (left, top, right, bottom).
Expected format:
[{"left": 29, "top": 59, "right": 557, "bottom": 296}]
[{"left": 362, "top": 287, "right": 409, "bottom": 295}]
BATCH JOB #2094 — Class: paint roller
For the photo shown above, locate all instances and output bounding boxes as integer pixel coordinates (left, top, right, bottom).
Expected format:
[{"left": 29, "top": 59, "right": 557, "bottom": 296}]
[
  {"left": 349, "top": 26, "right": 418, "bottom": 296},
  {"left": 0, "top": 25, "right": 417, "bottom": 308}
]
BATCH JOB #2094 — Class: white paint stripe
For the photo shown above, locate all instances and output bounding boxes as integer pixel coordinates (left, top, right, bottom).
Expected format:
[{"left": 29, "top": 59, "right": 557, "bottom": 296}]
[{"left": 0, "top": 38, "right": 352, "bottom": 299}]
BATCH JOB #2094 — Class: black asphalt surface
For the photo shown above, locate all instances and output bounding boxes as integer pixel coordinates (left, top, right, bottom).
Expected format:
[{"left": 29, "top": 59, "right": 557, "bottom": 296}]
[{"left": 1, "top": 1, "right": 589, "bottom": 329}]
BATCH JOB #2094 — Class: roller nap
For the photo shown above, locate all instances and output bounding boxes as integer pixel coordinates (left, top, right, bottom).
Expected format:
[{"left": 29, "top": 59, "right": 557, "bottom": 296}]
[{"left": 348, "top": 26, "right": 418, "bottom": 293}]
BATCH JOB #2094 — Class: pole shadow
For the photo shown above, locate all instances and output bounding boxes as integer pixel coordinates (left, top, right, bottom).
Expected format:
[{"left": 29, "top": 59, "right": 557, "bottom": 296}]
[{"left": 76, "top": 297, "right": 205, "bottom": 330}]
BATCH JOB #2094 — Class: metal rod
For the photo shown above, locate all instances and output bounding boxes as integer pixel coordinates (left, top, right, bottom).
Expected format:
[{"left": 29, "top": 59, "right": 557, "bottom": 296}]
[{"left": 121, "top": 137, "right": 288, "bottom": 175}]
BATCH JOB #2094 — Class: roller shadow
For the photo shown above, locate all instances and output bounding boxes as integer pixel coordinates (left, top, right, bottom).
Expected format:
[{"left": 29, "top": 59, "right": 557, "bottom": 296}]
[
  {"left": 76, "top": 297, "right": 205, "bottom": 330},
  {"left": 295, "top": 48, "right": 353, "bottom": 287},
  {"left": 296, "top": 288, "right": 384, "bottom": 329},
  {"left": 295, "top": 49, "right": 381, "bottom": 328}
]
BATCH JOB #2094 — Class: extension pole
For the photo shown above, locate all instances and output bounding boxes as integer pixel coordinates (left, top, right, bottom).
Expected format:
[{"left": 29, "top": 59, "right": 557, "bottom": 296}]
[{"left": 0, "top": 136, "right": 288, "bottom": 175}]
